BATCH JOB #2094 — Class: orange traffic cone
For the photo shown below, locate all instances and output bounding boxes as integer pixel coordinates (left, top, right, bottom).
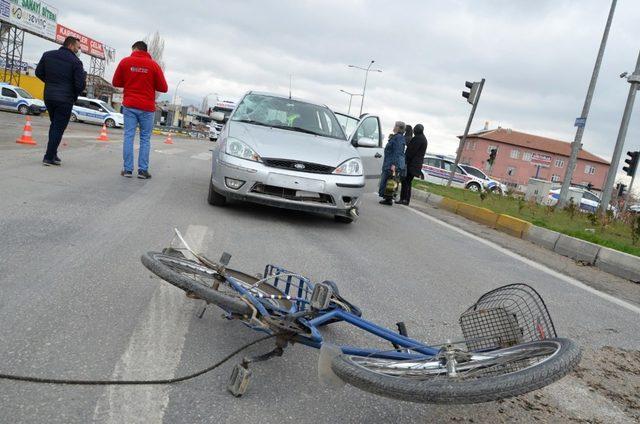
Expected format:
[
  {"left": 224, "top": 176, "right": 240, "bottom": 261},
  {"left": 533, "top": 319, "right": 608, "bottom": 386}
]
[
  {"left": 97, "top": 124, "right": 109, "bottom": 141},
  {"left": 164, "top": 133, "right": 174, "bottom": 144},
  {"left": 16, "top": 116, "right": 37, "bottom": 145}
]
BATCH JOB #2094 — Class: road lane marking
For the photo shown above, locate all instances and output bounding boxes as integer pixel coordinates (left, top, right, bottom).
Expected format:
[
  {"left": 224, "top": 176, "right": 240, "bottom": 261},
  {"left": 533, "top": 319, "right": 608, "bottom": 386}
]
[
  {"left": 92, "top": 225, "right": 208, "bottom": 423},
  {"left": 406, "top": 207, "right": 640, "bottom": 315},
  {"left": 154, "top": 148, "right": 186, "bottom": 155},
  {"left": 190, "top": 152, "right": 211, "bottom": 161}
]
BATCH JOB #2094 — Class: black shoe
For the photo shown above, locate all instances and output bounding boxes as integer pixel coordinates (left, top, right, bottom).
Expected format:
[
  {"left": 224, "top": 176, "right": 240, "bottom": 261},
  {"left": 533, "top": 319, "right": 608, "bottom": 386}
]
[
  {"left": 138, "top": 170, "right": 152, "bottom": 179},
  {"left": 43, "top": 159, "right": 60, "bottom": 166},
  {"left": 121, "top": 170, "right": 133, "bottom": 178},
  {"left": 379, "top": 198, "right": 393, "bottom": 205},
  {"left": 54, "top": 156, "right": 61, "bottom": 165}
]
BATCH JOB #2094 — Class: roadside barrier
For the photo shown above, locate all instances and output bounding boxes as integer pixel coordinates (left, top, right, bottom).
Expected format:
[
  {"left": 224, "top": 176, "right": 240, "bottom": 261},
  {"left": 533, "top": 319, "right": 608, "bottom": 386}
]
[
  {"left": 16, "top": 116, "right": 37, "bottom": 145},
  {"left": 97, "top": 124, "right": 109, "bottom": 141}
]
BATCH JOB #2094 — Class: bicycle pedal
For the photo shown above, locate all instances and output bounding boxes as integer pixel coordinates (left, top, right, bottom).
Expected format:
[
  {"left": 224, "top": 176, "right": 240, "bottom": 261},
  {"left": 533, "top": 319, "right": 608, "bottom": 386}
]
[{"left": 227, "top": 364, "right": 251, "bottom": 397}]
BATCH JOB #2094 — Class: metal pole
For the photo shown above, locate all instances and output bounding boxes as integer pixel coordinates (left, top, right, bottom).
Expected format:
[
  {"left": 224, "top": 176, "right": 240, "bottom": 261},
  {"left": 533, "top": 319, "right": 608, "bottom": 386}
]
[
  {"left": 600, "top": 51, "right": 640, "bottom": 215},
  {"left": 359, "top": 61, "right": 373, "bottom": 117},
  {"left": 559, "top": 0, "right": 617, "bottom": 207},
  {"left": 347, "top": 95, "right": 353, "bottom": 116},
  {"left": 447, "top": 79, "right": 485, "bottom": 187},
  {"left": 622, "top": 170, "right": 637, "bottom": 214}
]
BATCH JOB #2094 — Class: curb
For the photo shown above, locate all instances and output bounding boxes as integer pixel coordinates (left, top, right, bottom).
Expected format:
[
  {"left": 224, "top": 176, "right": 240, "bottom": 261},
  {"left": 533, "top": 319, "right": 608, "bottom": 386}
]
[{"left": 411, "top": 187, "right": 640, "bottom": 282}]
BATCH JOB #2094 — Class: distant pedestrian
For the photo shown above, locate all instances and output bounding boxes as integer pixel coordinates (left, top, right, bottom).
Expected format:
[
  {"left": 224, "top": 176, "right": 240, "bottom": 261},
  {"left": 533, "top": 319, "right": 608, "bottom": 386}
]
[
  {"left": 112, "top": 41, "right": 168, "bottom": 179},
  {"left": 379, "top": 121, "right": 406, "bottom": 206},
  {"left": 399, "top": 124, "right": 428, "bottom": 205},
  {"left": 35, "top": 36, "right": 86, "bottom": 166},
  {"left": 404, "top": 125, "right": 413, "bottom": 144}
]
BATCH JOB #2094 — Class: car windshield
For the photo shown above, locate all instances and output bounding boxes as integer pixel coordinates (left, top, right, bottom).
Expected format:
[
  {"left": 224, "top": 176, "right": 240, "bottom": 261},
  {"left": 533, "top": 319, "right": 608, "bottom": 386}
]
[
  {"left": 15, "top": 88, "right": 34, "bottom": 99},
  {"left": 98, "top": 101, "right": 115, "bottom": 112},
  {"left": 232, "top": 93, "right": 346, "bottom": 140},
  {"left": 460, "top": 165, "right": 488, "bottom": 180}
]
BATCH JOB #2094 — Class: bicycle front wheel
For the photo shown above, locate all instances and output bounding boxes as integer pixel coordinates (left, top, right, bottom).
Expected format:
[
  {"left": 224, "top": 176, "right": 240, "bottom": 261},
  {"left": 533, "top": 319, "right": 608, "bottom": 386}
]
[{"left": 331, "top": 338, "right": 581, "bottom": 404}]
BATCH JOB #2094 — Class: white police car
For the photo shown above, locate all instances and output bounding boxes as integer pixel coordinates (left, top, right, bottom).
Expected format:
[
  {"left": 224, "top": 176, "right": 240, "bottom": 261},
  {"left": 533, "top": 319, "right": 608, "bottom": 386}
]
[
  {"left": 0, "top": 83, "right": 46, "bottom": 115},
  {"left": 545, "top": 187, "right": 613, "bottom": 214},
  {"left": 422, "top": 154, "right": 507, "bottom": 194},
  {"left": 71, "top": 96, "right": 123, "bottom": 128}
]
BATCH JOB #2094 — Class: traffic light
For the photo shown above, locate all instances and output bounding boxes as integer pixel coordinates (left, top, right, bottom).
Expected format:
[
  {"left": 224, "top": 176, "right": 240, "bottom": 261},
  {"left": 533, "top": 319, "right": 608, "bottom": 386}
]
[
  {"left": 487, "top": 148, "right": 497, "bottom": 166},
  {"left": 623, "top": 151, "right": 639, "bottom": 176},
  {"left": 616, "top": 183, "right": 627, "bottom": 198},
  {"left": 462, "top": 81, "right": 481, "bottom": 105}
]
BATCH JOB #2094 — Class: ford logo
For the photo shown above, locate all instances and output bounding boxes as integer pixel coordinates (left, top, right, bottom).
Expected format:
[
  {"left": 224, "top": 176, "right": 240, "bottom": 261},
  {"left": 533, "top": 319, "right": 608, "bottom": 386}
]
[{"left": 294, "top": 163, "right": 306, "bottom": 170}]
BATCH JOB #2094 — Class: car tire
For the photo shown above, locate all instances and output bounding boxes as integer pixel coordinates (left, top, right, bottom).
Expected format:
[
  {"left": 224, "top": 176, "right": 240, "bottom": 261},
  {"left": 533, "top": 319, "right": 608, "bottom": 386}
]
[
  {"left": 334, "top": 215, "right": 353, "bottom": 224},
  {"left": 70, "top": 114, "right": 78, "bottom": 122},
  {"left": 18, "top": 105, "right": 29, "bottom": 115},
  {"left": 105, "top": 118, "right": 116, "bottom": 128},
  {"left": 208, "top": 178, "right": 227, "bottom": 206},
  {"left": 467, "top": 182, "right": 481, "bottom": 192}
]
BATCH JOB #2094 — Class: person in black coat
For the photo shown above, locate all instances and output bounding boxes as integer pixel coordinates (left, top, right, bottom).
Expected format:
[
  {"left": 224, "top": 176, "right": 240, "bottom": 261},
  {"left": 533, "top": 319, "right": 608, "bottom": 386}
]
[
  {"left": 35, "top": 36, "right": 86, "bottom": 166},
  {"left": 399, "top": 124, "right": 428, "bottom": 205}
]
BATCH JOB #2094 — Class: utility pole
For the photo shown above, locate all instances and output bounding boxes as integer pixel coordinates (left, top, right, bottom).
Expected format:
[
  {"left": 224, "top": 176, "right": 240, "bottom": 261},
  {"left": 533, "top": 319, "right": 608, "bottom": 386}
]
[
  {"left": 447, "top": 79, "right": 485, "bottom": 187},
  {"left": 559, "top": 0, "right": 617, "bottom": 207},
  {"left": 600, "top": 53, "right": 640, "bottom": 215},
  {"left": 348, "top": 61, "right": 382, "bottom": 116}
]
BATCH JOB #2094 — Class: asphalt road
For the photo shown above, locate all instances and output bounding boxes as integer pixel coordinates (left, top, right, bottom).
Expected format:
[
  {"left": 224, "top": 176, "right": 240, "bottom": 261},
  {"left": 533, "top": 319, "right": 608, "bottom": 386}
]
[{"left": 1, "top": 112, "right": 639, "bottom": 423}]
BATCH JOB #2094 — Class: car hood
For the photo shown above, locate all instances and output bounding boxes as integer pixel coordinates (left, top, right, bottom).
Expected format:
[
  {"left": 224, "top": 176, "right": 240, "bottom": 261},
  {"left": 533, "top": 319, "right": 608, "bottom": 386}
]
[
  {"left": 228, "top": 121, "right": 355, "bottom": 167},
  {"left": 31, "top": 99, "right": 45, "bottom": 107}
]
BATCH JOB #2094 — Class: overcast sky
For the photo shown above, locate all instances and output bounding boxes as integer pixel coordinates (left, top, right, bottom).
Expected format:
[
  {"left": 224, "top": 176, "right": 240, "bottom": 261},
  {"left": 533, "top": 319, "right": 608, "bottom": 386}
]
[{"left": 21, "top": 0, "right": 640, "bottom": 179}]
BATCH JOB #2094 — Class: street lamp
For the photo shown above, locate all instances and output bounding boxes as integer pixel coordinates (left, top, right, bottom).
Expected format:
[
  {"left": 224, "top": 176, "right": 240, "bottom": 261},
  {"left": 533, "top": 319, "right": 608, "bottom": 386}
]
[
  {"left": 202, "top": 92, "right": 218, "bottom": 113},
  {"left": 348, "top": 60, "right": 382, "bottom": 116},
  {"left": 172, "top": 79, "right": 185, "bottom": 106},
  {"left": 339, "top": 89, "right": 362, "bottom": 116}
]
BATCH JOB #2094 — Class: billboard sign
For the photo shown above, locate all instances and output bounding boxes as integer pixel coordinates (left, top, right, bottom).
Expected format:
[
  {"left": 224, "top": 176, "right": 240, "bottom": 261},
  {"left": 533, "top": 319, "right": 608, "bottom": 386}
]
[
  {"left": 55, "top": 24, "right": 105, "bottom": 59},
  {"left": 2, "top": 0, "right": 58, "bottom": 40},
  {"left": 531, "top": 153, "right": 552, "bottom": 168}
]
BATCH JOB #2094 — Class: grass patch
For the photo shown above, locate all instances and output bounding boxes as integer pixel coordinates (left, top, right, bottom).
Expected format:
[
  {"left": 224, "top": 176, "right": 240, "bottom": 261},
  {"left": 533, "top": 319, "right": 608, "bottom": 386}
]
[{"left": 414, "top": 181, "right": 640, "bottom": 257}]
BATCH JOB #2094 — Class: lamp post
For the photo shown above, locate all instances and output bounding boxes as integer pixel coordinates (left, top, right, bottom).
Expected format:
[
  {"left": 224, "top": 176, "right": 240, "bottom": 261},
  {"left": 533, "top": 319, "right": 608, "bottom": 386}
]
[
  {"left": 171, "top": 79, "right": 184, "bottom": 127},
  {"left": 339, "top": 89, "right": 362, "bottom": 116},
  {"left": 202, "top": 92, "right": 218, "bottom": 113},
  {"left": 348, "top": 60, "right": 382, "bottom": 116}
]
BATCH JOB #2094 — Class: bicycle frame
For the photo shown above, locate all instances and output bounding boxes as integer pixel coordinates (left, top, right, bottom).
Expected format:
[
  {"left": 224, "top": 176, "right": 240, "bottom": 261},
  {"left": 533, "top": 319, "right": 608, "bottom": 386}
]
[{"left": 224, "top": 265, "right": 441, "bottom": 361}]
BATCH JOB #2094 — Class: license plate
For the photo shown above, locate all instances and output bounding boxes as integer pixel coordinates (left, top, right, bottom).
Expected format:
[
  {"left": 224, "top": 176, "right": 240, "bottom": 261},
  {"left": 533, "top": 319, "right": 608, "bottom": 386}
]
[{"left": 267, "top": 173, "right": 325, "bottom": 192}]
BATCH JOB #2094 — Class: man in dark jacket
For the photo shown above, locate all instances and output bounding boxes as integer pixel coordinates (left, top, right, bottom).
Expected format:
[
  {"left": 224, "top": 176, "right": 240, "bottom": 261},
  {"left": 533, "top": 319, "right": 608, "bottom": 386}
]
[
  {"left": 35, "top": 36, "right": 86, "bottom": 166},
  {"left": 378, "top": 121, "right": 406, "bottom": 206},
  {"left": 112, "top": 41, "right": 168, "bottom": 179},
  {"left": 399, "top": 123, "right": 428, "bottom": 205}
]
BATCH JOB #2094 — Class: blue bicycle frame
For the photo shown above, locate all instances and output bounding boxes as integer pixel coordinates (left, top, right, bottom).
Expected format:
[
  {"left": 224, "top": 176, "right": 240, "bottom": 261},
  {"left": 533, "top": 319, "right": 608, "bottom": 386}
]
[{"left": 224, "top": 264, "right": 440, "bottom": 360}]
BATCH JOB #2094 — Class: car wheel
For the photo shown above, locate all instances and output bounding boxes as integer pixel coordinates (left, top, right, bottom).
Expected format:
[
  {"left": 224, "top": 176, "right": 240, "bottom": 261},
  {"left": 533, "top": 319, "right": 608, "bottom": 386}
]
[
  {"left": 334, "top": 215, "right": 353, "bottom": 224},
  {"left": 105, "top": 118, "right": 116, "bottom": 128},
  {"left": 18, "top": 105, "right": 29, "bottom": 115},
  {"left": 467, "top": 182, "right": 481, "bottom": 192},
  {"left": 208, "top": 178, "right": 227, "bottom": 206},
  {"left": 70, "top": 114, "right": 78, "bottom": 122}
]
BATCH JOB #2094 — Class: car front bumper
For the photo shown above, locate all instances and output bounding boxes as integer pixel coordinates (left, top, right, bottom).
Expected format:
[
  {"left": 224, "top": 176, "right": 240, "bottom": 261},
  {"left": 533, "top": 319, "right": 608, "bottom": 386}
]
[{"left": 211, "top": 153, "right": 365, "bottom": 217}]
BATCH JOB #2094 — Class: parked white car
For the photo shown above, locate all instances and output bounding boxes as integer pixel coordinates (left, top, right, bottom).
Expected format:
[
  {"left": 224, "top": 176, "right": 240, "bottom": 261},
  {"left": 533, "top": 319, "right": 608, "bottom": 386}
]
[
  {"left": 71, "top": 96, "right": 123, "bottom": 128},
  {"left": 0, "top": 83, "right": 46, "bottom": 115},
  {"left": 545, "top": 187, "right": 614, "bottom": 214},
  {"left": 422, "top": 154, "right": 506, "bottom": 194}
]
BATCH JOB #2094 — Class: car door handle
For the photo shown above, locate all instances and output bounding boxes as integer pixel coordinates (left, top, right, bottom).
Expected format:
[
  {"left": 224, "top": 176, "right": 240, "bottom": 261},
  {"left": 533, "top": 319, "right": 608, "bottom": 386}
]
[{"left": 375, "top": 153, "right": 382, "bottom": 158}]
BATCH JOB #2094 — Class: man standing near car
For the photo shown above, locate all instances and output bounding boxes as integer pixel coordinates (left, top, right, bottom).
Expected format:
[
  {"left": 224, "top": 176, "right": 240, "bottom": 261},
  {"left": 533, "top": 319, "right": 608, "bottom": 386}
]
[
  {"left": 35, "top": 36, "right": 86, "bottom": 166},
  {"left": 399, "top": 123, "right": 428, "bottom": 205},
  {"left": 112, "top": 41, "right": 168, "bottom": 179}
]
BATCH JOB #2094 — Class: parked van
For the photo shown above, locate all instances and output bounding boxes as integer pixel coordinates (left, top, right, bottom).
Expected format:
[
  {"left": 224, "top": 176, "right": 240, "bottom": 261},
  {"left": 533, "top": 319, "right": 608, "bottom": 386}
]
[
  {"left": 71, "top": 96, "right": 124, "bottom": 128},
  {"left": 0, "top": 83, "right": 46, "bottom": 115}
]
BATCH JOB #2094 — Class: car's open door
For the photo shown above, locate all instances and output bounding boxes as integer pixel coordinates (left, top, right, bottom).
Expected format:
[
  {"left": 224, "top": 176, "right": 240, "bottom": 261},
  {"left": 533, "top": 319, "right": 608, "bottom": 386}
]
[{"left": 349, "top": 114, "right": 384, "bottom": 193}]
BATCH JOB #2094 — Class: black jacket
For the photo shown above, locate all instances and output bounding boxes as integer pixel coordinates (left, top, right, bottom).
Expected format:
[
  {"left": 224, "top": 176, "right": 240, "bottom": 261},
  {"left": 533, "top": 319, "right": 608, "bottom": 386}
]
[
  {"left": 35, "top": 47, "right": 86, "bottom": 103},
  {"left": 405, "top": 133, "right": 428, "bottom": 177}
]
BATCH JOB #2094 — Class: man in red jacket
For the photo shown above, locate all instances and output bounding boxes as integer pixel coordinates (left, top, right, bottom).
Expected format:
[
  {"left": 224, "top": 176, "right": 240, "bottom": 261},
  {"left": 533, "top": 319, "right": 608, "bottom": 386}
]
[{"left": 112, "top": 41, "right": 168, "bottom": 179}]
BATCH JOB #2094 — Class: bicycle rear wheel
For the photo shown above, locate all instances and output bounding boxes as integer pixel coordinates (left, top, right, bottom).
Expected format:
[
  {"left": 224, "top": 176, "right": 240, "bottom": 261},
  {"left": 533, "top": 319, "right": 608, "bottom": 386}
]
[{"left": 331, "top": 338, "right": 581, "bottom": 404}]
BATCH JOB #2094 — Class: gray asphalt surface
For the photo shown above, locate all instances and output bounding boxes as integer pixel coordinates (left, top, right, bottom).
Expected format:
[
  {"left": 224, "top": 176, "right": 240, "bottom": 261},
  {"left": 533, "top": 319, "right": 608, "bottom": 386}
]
[{"left": 1, "top": 112, "right": 639, "bottom": 423}]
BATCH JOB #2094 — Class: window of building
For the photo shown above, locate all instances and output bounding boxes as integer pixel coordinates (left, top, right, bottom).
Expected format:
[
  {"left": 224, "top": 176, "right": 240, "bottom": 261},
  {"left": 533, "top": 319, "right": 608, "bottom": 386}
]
[
  {"left": 584, "top": 165, "right": 596, "bottom": 175},
  {"left": 470, "top": 141, "right": 476, "bottom": 150},
  {"left": 523, "top": 152, "right": 533, "bottom": 162},
  {"left": 510, "top": 149, "right": 520, "bottom": 159},
  {"left": 551, "top": 174, "right": 560, "bottom": 182},
  {"left": 507, "top": 167, "right": 516, "bottom": 176},
  {"left": 554, "top": 159, "right": 565, "bottom": 168},
  {"left": 487, "top": 145, "right": 497, "bottom": 154}
]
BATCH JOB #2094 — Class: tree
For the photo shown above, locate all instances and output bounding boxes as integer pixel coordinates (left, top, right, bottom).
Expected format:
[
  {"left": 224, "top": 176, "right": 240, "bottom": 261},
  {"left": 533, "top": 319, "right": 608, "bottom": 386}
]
[{"left": 144, "top": 31, "right": 165, "bottom": 70}]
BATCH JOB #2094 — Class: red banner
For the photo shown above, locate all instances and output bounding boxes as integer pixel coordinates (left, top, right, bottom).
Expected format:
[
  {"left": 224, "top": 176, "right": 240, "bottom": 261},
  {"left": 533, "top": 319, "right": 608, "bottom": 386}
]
[{"left": 55, "top": 24, "right": 105, "bottom": 59}]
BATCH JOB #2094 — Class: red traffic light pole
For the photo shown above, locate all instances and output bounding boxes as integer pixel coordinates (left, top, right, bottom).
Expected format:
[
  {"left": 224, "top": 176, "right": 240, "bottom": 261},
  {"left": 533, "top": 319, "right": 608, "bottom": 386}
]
[{"left": 447, "top": 78, "right": 485, "bottom": 187}]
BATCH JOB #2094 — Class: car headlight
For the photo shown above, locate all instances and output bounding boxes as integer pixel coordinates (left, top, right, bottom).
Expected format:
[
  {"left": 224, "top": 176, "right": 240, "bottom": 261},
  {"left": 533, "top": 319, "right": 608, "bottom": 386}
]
[
  {"left": 225, "top": 138, "right": 261, "bottom": 162},
  {"left": 333, "top": 158, "right": 363, "bottom": 176}
]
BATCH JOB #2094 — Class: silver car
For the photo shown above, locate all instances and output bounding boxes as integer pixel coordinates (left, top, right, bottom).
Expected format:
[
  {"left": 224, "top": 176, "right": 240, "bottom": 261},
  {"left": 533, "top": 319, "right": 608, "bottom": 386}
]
[{"left": 208, "top": 92, "right": 384, "bottom": 223}]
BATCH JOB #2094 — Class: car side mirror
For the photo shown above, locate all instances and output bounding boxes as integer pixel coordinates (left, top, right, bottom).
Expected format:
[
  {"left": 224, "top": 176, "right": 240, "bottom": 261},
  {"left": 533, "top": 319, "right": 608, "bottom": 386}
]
[
  {"left": 357, "top": 137, "right": 378, "bottom": 148},
  {"left": 212, "top": 112, "right": 225, "bottom": 122}
]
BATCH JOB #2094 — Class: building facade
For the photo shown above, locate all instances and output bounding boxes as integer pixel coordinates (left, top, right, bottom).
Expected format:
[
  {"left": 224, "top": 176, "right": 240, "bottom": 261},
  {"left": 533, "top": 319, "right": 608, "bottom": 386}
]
[{"left": 459, "top": 128, "right": 610, "bottom": 192}]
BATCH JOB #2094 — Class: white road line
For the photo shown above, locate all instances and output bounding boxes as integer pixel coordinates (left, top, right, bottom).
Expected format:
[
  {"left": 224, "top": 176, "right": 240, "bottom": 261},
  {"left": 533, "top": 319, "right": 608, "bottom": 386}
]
[
  {"left": 154, "top": 148, "right": 186, "bottom": 155},
  {"left": 406, "top": 206, "right": 640, "bottom": 315},
  {"left": 190, "top": 152, "right": 211, "bottom": 161},
  {"left": 92, "top": 225, "right": 208, "bottom": 423}
]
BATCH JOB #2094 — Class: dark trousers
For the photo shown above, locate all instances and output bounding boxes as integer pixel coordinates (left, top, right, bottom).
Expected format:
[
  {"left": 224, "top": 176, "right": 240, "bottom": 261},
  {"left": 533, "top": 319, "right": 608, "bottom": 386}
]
[
  {"left": 378, "top": 169, "right": 392, "bottom": 198},
  {"left": 400, "top": 174, "right": 415, "bottom": 204},
  {"left": 44, "top": 100, "right": 73, "bottom": 161}
]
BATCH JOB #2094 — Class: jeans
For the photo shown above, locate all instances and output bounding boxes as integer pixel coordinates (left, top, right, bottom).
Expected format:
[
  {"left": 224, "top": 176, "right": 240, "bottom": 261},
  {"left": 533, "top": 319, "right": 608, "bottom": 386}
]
[
  {"left": 378, "top": 169, "right": 393, "bottom": 198},
  {"left": 123, "top": 106, "right": 154, "bottom": 172},
  {"left": 44, "top": 100, "right": 73, "bottom": 161},
  {"left": 400, "top": 174, "right": 415, "bottom": 204}
]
